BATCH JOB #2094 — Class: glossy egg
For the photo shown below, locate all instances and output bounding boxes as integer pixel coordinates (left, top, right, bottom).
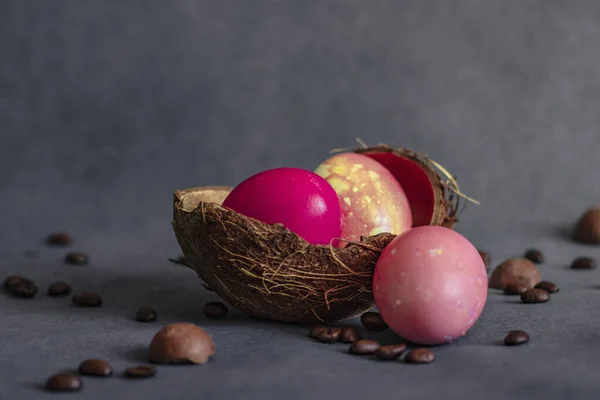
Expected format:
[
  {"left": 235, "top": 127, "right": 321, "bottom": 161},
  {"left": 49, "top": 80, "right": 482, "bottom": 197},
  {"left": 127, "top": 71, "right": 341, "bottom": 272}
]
[
  {"left": 373, "top": 226, "right": 488, "bottom": 345},
  {"left": 314, "top": 152, "right": 412, "bottom": 244},
  {"left": 222, "top": 167, "right": 342, "bottom": 245}
]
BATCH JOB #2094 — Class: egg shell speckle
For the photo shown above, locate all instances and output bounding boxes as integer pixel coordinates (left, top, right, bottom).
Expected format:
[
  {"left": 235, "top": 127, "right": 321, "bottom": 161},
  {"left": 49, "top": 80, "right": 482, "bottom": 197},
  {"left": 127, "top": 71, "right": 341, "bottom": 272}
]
[
  {"left": 314, "top": 152, "right": 412, "bottom": 244},
  {"left": 373, "top": 226, "right": 488, "bottom": 345}
]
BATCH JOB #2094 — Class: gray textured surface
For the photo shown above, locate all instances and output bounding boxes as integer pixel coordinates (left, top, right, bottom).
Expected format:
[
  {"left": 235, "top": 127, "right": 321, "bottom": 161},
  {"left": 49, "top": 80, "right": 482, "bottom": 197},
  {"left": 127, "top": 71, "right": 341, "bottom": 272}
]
[{"left": 2, "top": 1, "right": 600, "bottom": 399}]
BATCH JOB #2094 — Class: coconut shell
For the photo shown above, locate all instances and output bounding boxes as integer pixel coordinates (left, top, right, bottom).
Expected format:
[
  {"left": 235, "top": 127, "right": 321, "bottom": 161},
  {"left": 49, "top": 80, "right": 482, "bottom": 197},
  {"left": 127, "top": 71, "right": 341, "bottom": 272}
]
[
  {"left": 354, "top": 145, "right": 464, "bottom": 228},
  {"left": 172, "top": 187, "right": 395, "bottom": 324}
]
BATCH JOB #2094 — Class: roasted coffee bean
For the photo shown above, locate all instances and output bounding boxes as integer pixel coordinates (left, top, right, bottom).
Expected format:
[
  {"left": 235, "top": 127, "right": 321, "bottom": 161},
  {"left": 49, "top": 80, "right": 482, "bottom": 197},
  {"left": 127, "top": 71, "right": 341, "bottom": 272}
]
[
  {"left": 534, "top": 281, "right": 559, "bottom": 294},
  {"left": 520, "top": 288, "right": 550, "bottom": 303},
  {"left": 72, "top": 291, "right": 103, "bottom": 307},
  {"left": 136, "top": 306, "right": 158, "bottom": 322},
  {"left": 478, "top": 250, "right": 491, "bottom": 271},
  {"left": 125, "top": 365, "right": 156, "bottom": 379},
  {"left": 375, "top": 344, "right": 407, "bottom": 361},
  {"left": 503, "top": 280, "right": 529, "bottom": 295},
  {"left": 203, "top": 301, "right": 228, "bottom": 319},
  {"left": 46, "top": 232, "right": 72, "bottom": 246},
  {"left": 524, "top": 249, "right": 544, "bottom": 264},
  {"left": 570, "top": 257, "right": 596, "bottom": 270},
  {"left": 45, "top": 373, "right": 82, "bottom": 392},
  {"left": 65, "top": 252, "right": 89, "bottom": 266},
  {"left": 3, "top": 275, "right": 31, "bottom": 291},
  {"left": 78, "top": 359, "right": 113, "bottom": 377},
  {"left": 339, "top": 327, "right": 361, "bottom": 343},
  {"left": 405, "top": 348, "right": 435, "bottom": 364},
  {"left": 309, "top": 325, "right": 327, "bottom": 338},
  {"left": 360, "top": 312, "right": 388, "bottom": 331},
  {"left": 47, "top": 281, "right": 72, "bottom": 297},
  {"left": 10, "top": 281, "right": 38, "bottom": 298},
  {"left": 314, "top": 327, "right": 342, "bottom": 343},
  {"left": 349, "top": 339, "right": 380, "bottom": 355},
  {"left": 504, "top": 330, "right": 529, "bottom": 346}
]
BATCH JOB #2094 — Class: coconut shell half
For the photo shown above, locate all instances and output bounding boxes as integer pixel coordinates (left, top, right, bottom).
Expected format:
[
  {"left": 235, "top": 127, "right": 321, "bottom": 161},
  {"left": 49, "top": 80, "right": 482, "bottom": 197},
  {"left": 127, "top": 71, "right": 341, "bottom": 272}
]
[
  {"left": 354, "top": 145, "right": 465, "bottom": 228},
  {"left": 172, "top": 186, "right": 395, "bottom": 324}
]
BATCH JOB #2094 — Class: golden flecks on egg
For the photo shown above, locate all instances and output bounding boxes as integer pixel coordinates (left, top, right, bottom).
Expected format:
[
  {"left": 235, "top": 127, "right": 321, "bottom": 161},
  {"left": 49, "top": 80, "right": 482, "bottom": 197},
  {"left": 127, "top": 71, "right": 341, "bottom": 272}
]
[
  {"left": 352, "top": 186, "right": 359, "bottom": 193},
  {"left": 343, "top": 197, "right": 352, "bottom": 206}
]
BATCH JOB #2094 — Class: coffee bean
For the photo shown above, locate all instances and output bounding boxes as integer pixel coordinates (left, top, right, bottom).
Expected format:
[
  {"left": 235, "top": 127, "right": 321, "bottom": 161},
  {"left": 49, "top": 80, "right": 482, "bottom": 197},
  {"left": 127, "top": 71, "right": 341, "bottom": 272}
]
[
  {"left": 10, "top": 281, "right": 38, "bottom": 298},
  {"left": 571, "top": 257, "right": 596, "bottom": 270},
  {"left": 375, "top": 344, "right": 407, "bottom": 361},
  {"left": 46, "top": 232, "right": 72, "bottom": 246},
  {"left": 405, "top": 348, "right": 435, "bottom": 364},
  {"left": 478, "top": 250, "right": 491, "bottom": 271},
  {"left": 360, "top": 312, "right": 388, "bottom": 331},
  {"left": 65, "top": 252, "right": 89, "bottom": 266},
  {"left": 125, "top": 365, "right": 156, "bottom": 379},
  {"left": 349, "top": 339, "right": 380, "bottom": 355},
  {"left": 78, "top": 359, "right": 113, "bottom": 377},
  {"left": 524, "top": 249, "right": 544, "bottom": 264},
  {"left": 3, "top": 275, "right": 31, "bottom": 291},
  {"left": 308, "top": 325, "right": 327, "bottom": 339},
  {"left": 72, "top": 291, "right": 103, "bottom": 307},
  {"left": 314, "top": 327, "right": 342, "bottom": 343},
  {"left": 203, "top": 301, "right": 228, "bottom": 319},
  {"left": 136, "top": 306, "right": 158, "bottom": 322},
  {"left": 504, "top": 330, "right": 529, "bottom": 346},
  {"left": 45, "top": 373, "right": 82, "bottom": 392},
  {"left": 47, "top": 281, "right": 72, "bottom": 297},
  {"left": 520, "top": 288, "right": 550, "bottom": 303},
  {"left": 534, "top": 281, "right": 559, "bottom": 294},
  {"left": 339, "top": 327, "right": 361, "bottom": 343},
  {"left": 574, "top": 207, "right": 600, "bottom": 244},
  {"left": 503, "top": 280, "right": 528, "bottom": 295}
]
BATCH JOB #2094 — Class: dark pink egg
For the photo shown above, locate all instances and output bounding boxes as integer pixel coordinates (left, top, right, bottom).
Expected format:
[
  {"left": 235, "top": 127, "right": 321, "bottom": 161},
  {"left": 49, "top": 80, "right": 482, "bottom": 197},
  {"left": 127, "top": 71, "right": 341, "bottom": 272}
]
[
  {"left": 373, "top": 226, "right": 488, "bottom": 345},
  {"left": 222, "top": 167, "right": 342, "bottom": 245}
]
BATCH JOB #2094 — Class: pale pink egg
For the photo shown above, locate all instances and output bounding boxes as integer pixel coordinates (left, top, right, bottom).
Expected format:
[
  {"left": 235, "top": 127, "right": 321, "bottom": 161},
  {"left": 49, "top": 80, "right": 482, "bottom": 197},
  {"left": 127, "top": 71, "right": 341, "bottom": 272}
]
[
  {"left": 222, "top": 167, "right": 342, "bottom": 245},
  {"left": 373, "top": 226, "right": 488, "bottom": 345}
]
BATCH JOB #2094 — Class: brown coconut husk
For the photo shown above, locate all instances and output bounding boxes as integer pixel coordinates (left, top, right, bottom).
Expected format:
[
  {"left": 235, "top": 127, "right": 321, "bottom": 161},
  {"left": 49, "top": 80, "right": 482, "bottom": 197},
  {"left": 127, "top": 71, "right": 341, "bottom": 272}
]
[
  {"left": 331, "top": 142, "right": 477, "bottom": 229},
  {"left": 172, "top": 186, "right": 395, "bottom": 324}
]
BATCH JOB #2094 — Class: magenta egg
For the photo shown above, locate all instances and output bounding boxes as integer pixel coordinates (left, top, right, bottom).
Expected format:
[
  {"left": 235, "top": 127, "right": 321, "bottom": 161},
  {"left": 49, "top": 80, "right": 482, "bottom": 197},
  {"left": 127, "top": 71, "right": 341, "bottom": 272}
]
[
  {"left": 222, "top": 167, "right": 342, "bottom": 245},
  {"left": 373, "top": 226, "right": 488, "bottom": 345}
]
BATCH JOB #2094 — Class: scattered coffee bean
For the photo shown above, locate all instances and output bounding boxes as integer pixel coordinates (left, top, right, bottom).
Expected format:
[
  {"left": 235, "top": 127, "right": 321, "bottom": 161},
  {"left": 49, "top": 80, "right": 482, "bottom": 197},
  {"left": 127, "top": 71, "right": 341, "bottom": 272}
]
[
  {"left": 520, "top": 288, "right": 550, "bottom": 303},
  {"left": 149, "top": 322, "right": 216, "bottom": 364},
  {"left": 339, "top": 327, "right": 361, "bottom": 343},
  {"left": 405, "top": 348, "right": 435, "bottom": 364},
  {"left": 78, "top": 359, "right": 113, "bottom": 377},
  {"left": 47, "top": 281, "right": 72, "bottom": 297},
  {"left": 349, "top": 339, "right": 380, "bottom": 355},
  {"left": 504, "top": 330, "right": 529, "bottom": 346},
  {"left": 534, "top": 281, "right": 559, "bottom": 294},
  {"left": 314, "top": 327, "right": 342, "bottom": 343},
  {"left": 9, "top": 280, "right": 38, "bottom": 298},
  {"left": 478, "top": 250, "right": 491, "bottom": 271},
  {"left": 360, "top": 312, "right": 388, "bottom": 332},
  {"left": 3, "top": 275, "right": 32, "bottom": 291},
  {"left": 308, "top": 325, "right": 327, "bottom": 339},
  {"left": 203, "top": 301, "right": 228, "bottom": 319},
  {"left": 65, "top": 252, "right": 89, "bottom": 266},
  {"left": 46, "top": 232, "right": 72, "bottom": 246},
  {"left": 573, "top": 207, "right": 600, "bottom": 244},
  {"left": 489, "top": 258, "right": 540, "bottom": 289},
  {"left": 503, "top": 280, "right": 528, "bottom": 295},
  {"left": 570, "top": 257, "right": 596, "bottom": 270},
  {"left": 136, "top": 306, "right": 158, "bottom": 322},
  {"left": 72, "top": 291, "right": 103, "bottom": 307},
  {"left": 524, "top": 249, "right": 544, "bottom": 264},
  {"left": 45, "top": 373, "right": 82, "bottom": 392},
  {"left": 125, "top": 365, "right": 156, "bottom": 379},
  {"left": 375, "top": 344, "right": 407, "bottom": 361}
]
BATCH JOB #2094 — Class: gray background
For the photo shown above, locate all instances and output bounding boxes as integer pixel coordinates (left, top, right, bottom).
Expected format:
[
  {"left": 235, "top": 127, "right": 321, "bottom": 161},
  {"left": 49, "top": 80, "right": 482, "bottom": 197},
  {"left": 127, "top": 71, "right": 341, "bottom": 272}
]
[{"left": 2, "top": 1, "right": 600, "bottom": 399}]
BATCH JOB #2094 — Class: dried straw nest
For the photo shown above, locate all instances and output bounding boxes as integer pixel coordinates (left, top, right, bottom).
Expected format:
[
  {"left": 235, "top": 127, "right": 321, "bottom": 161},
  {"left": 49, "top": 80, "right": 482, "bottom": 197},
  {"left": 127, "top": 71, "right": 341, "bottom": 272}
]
[{"left": 172, "top": 145, "right": 473, "bottom": 324}]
